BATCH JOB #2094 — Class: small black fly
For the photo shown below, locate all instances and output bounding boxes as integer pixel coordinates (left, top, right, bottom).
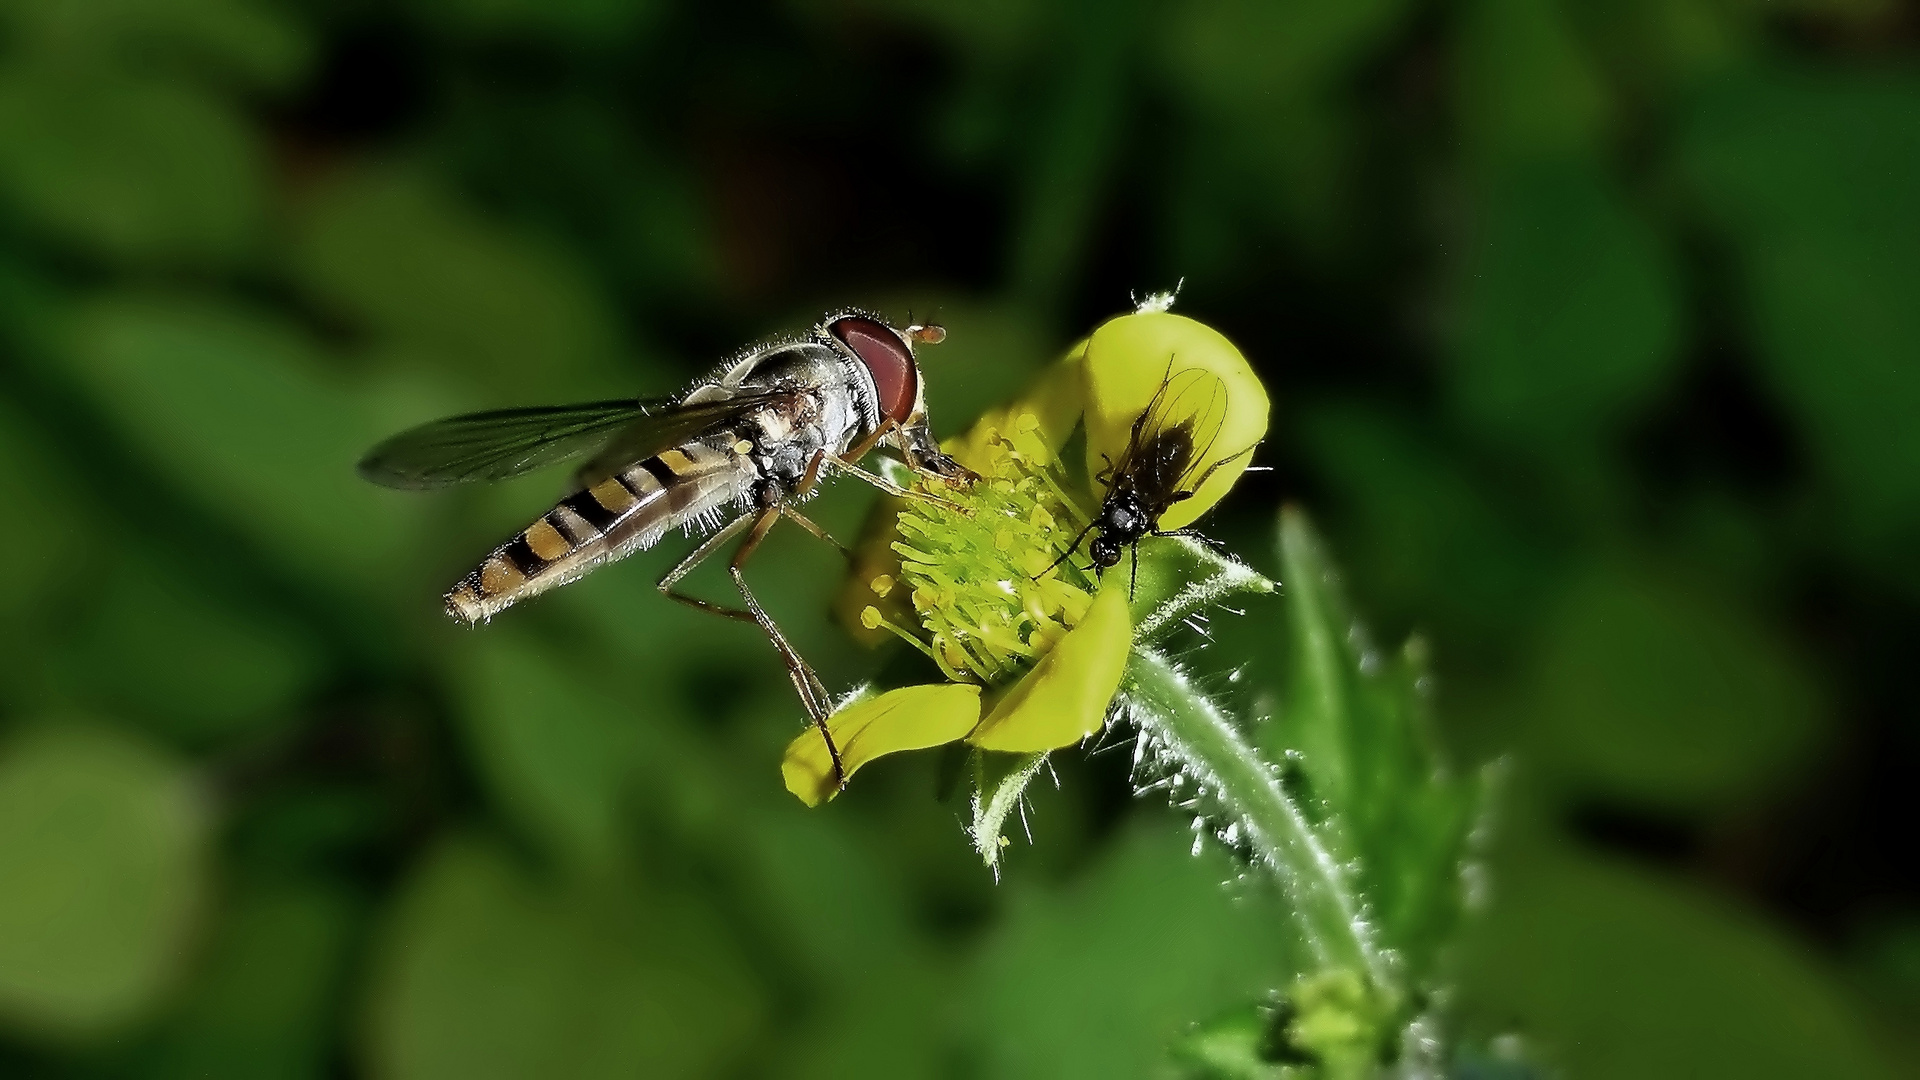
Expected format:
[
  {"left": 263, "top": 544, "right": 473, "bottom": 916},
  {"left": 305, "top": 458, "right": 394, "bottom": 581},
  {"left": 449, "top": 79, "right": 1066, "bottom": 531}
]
[{"left": 1051, "top": 366, "right": 1253, "bottom": 595}]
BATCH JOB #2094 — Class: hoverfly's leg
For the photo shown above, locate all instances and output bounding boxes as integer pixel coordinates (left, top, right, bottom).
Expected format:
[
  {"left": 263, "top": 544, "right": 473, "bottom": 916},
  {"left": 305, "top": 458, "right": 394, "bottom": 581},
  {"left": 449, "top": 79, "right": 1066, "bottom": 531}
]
[
  {"left": 657, "top": 511, "right": 762, "bottom": 624},
  {"left": 823, "top": 452, "right": 967, "bottom": 513},
  {"left": 833, "top": 420, "right": 976, "bottom": 499},
  {"left": 794, "top": 447, "right": 832, "bottom": 499},
  {"left": 726, "top": 507, "right": 845, "bottom": 787},
  {"left": 834, "top": 420, "right": 896, "bottom": 473},
  {"left": 776, "top": 503, "right": 851, "bottom": 561}
]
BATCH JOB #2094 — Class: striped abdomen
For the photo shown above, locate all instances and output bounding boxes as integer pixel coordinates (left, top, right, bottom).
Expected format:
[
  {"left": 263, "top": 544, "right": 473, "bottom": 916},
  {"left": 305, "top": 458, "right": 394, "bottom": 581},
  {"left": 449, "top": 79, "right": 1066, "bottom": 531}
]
[{"left": 446, "top": 439, "right": 755, "bottom": 624}]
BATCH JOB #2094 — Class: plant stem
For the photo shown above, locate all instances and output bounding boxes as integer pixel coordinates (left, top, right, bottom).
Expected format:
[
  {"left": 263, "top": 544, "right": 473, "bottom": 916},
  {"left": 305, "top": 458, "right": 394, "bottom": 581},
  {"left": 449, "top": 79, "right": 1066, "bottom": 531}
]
[{"left": 1123, "top": 647, "right": 1385, "bottom": 989}]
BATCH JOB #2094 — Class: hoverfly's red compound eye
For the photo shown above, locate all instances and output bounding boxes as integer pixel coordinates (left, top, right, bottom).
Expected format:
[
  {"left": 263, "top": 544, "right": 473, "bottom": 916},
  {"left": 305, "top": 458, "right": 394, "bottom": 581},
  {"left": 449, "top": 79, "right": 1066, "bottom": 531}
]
[{"left": 830, "top": 316, "right": 919, "bottom": 424}]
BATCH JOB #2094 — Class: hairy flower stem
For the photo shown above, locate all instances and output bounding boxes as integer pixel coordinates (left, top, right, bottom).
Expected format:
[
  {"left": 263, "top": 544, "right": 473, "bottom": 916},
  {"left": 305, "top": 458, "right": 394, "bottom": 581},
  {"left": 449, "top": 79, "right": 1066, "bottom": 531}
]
[{"left": 1122, "top": 648, "right": 1386, "bottom": 990}]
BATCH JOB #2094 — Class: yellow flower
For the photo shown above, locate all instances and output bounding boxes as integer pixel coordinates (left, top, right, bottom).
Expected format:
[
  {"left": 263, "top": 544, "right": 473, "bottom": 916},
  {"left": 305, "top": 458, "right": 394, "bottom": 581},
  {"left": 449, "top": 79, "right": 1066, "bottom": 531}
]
[
  {"left": 788, "top": 306, "right": 1264, "bottom": 807},
  {"left": 784, "top": 412, "right": 1132, "bottom": 805},
  {"left": 1079, "top": 311, "right": 1269, "bottom": 530},
  {"left": 965, "top": 585, "right": 1130, "bottom": 752},
  {"left": 781, "top": 683, "right": 981, "bottom": 807}
]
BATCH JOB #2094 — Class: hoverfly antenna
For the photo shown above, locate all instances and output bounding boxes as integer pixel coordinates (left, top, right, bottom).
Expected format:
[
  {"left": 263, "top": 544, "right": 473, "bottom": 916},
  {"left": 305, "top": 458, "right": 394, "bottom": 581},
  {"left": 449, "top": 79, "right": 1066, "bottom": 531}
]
[{"left": 906, "top": 324, "right": 946, "bottom": 346}]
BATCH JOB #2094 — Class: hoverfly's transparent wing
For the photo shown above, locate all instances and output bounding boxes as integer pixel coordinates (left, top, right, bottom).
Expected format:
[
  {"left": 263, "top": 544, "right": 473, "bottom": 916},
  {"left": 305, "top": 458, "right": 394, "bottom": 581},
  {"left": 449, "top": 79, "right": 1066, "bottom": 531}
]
[
  {"left": 570, "top": 388, "right": 798, "bottom": 488},
  {"left": 358, "top": 399, "right": 654, "bottom": 490},
  {"left": 1127, "top": 367, "right": 1230, "bottom": 495},
  {"left": 358, "top": 391, "right": 788, "bottom": 490}
]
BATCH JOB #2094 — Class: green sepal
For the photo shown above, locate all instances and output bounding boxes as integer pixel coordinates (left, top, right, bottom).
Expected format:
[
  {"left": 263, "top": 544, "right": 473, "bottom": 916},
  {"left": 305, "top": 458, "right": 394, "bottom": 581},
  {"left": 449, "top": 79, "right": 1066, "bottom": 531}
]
[
  {"left": 968, "top": 749, "right": 1049, "bottom": 874},
  {"left": 1127, "top": 535, "right": 1275, "bottom": 644}
]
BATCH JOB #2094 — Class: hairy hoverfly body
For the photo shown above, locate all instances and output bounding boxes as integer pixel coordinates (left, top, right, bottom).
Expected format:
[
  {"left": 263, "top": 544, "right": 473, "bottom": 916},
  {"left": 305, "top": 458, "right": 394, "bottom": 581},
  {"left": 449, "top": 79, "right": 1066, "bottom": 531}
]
[
  {"left": 359, "top": 311, "right": 971, "bottom": 785},
  {"left": 1056, "top": 366, "right": 1252, "bottom": 593}
]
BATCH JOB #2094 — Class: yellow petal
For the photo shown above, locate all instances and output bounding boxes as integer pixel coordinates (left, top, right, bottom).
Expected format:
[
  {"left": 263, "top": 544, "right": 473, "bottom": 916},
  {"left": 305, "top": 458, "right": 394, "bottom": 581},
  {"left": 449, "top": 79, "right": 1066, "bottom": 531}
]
[
  {"left": 967, "top": 584, "right": 1131, "bottom": 752},
  {"left": 782, "top": 683, "right": 982, "bottom": 806},
  {"left": 1081, "top": 312, "right": 1270, "bottom": 530},
  {"left": 945, "top": 343, "right": 1088, "bottom": 471},
  {"left": 833, "top": 492, "right": 912, "bottom": 646}
]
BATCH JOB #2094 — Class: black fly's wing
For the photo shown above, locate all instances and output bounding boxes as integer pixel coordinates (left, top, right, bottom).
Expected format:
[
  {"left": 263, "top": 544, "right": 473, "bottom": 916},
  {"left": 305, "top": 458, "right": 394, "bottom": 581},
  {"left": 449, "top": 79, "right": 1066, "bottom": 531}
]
[
  {"left": 358, "top": 391, "right": 787, "bottom": 490},
  {"left": 1117, "top": 367, "right": 1230, "bottom": 498}
]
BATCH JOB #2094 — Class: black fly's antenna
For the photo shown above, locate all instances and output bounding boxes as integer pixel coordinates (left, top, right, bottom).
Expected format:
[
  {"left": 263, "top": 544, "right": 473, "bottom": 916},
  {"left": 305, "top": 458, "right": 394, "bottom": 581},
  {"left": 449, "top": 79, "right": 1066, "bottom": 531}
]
[{"left": 1039, "top": 519, "right": 1098, "bottom": 580}]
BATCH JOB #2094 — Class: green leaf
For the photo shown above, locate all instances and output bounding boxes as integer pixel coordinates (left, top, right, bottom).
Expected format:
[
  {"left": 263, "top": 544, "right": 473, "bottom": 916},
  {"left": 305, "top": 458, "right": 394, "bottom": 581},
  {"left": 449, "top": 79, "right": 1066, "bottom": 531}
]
[
  {"left": 1167, "top": 1003, "right": 1293, "bottom": 1080},
  {"left": 1523, "top": 563, "right": 1825, "bottom": 809},
  {"left": 57, "top": 294, "right": 428, "bottom": 600},
  {"left": 1269, "top": 507, "right": 1484, "bottom": 987},
  {"left": 1680, "top": 67, "right": 1920, "bottom": 560},
  {"left": 1122, "top": 507, "right": 1484, "bottom": 1069},
  {"left": 52, "top": 547, "right": 323, "bottom": 746},
  {"left": 364, "top": 835, "right": 765, "bottom": 1080},
  {"left": 1461, "top": 847, "right": 1898, "bottom": 1079},
  {"left": 447, "top": 630, "right": 645, "bottom": 867},
  {"left": 290, "top": 166, "right": 624, "bottom": 396},
  {"left": 972, "top": 822, "right": 1303, "bottom": 1080},
  {"left": 1452, "top": 163, "right": 1682, "bottom": 448},
  {"left": 133, "top": 877, "right": 361, "bottom": 1080},
  {"left": 968, "top": 749, "right": 1048, "bottom": 873},
  {"left": 0, "top": 723, "right": 210, "bottom": 1040},
  {"left": 0, "top": 66, "right": 263, "bottom": 265}
]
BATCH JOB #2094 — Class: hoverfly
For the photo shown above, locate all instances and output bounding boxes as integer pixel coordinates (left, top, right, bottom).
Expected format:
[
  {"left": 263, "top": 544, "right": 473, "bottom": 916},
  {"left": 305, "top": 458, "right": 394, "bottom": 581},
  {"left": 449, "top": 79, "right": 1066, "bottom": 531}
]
[
  {"left": 1052, "top": 366, "right": 1253, "bottom": 594},
  {"left": 359, "top": 310, "right": 972, "bottom": 785}
]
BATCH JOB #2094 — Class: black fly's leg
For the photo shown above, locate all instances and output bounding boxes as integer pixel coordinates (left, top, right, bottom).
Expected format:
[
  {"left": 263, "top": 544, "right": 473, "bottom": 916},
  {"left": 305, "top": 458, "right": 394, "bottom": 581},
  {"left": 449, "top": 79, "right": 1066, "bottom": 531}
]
[
  {"left": 1094, "top": 453, "right": 1115, "bottom": 488},
  {"left": 1152, "top": 526, "right": 1228, "bottom": 553},
  {"left": 728, "top": 509, "right": 843, "bottom": 788},
  {"left": 1171, "top": 443, "right": 1257, "bottom": 504},
  {"left": 1038, "top": 519, "right": 1099, "bottom": 579},
  {"left": 1129, "top": 542, "right": 1140, "bottom": 599}
]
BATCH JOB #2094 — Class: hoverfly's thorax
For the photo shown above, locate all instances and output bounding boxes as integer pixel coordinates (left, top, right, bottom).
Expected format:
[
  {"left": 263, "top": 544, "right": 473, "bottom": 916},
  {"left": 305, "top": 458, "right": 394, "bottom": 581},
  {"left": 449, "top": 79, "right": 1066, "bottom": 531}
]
[{"left": 725, "top": 338, "right": 872, "bottom": 469}]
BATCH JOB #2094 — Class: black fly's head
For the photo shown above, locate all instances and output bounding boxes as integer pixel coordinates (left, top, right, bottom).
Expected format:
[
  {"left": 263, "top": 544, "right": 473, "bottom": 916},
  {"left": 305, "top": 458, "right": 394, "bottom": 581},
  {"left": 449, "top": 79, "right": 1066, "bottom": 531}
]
[{"left": 1089, "top": 534, "right": 1124, "bottom": 569}]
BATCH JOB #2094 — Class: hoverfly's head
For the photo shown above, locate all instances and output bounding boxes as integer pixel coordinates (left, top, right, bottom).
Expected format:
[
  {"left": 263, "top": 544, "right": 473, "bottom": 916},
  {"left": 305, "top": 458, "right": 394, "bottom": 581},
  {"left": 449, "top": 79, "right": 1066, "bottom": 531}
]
[
  {"left": 825, "top": 312, "right": 974, "bottom": 485},
  {"left": 1088, "top": 533, "right": 1125, "bottom": 570}
]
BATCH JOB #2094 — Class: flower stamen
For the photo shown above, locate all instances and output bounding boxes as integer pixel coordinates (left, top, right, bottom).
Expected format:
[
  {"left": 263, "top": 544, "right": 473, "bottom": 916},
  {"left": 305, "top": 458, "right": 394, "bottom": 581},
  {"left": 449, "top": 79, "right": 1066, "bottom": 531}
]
[{"left": 892, "top": 413, "right": 1100, "bottom": 689}]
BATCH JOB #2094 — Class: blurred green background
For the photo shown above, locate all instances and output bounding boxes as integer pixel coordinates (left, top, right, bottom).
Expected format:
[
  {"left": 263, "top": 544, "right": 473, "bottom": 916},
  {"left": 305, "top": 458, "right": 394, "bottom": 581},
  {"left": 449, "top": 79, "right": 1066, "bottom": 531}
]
[{"left": 0, "top": 0, "right": 1915, "bottom": 1076}]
